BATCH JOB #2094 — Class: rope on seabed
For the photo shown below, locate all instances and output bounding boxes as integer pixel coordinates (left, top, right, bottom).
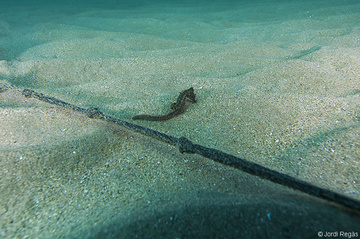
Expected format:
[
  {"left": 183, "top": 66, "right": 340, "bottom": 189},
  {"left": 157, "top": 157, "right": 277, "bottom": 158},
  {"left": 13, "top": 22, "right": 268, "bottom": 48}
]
[{"left": 1, "top": 83, "right": 360, "bottom": 213}]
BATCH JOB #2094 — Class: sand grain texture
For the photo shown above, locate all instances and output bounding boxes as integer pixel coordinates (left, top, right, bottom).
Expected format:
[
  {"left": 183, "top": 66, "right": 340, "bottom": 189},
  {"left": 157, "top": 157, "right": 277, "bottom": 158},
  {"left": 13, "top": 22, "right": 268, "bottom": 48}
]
[{"left": 1, "top": 0, "right": 360, "bottom": 238}]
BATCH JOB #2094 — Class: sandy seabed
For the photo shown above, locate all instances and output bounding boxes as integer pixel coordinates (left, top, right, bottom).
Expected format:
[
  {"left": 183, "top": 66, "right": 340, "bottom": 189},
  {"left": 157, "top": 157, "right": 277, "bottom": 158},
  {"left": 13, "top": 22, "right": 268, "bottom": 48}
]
[{"left": 1, "top": 0, "right": 360, "bottom": 238}]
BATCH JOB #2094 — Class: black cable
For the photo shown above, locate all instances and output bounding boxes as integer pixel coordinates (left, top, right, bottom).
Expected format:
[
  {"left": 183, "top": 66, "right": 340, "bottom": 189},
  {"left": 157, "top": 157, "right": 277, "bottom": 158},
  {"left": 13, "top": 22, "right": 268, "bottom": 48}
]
[
  {"left": 178, "top": 137, "right": 360, "bottom": 212},
  {"left": 1, "top": 84, "right": 359, "bottom": 213}
]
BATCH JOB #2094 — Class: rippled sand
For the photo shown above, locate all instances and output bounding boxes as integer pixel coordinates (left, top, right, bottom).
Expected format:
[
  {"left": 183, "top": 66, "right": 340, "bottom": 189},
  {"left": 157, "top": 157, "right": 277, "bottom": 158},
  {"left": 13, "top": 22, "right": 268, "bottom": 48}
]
[{"left": 1, "top": 0, "right": 360, "bottom": 237}]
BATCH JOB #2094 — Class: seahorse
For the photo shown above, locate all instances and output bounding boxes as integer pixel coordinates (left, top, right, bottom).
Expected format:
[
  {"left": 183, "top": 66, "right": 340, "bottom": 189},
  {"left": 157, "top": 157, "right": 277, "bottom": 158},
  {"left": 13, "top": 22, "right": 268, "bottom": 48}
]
[{"left": 132, "top": 87, "right": 196, "bottom": 121}]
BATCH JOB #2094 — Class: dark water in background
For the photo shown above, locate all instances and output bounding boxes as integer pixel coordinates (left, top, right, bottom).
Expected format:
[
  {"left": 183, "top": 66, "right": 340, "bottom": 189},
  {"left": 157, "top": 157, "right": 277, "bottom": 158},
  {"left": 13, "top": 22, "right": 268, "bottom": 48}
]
[{"left": 1, "top": 0, "right": 360, "bottom": 60}]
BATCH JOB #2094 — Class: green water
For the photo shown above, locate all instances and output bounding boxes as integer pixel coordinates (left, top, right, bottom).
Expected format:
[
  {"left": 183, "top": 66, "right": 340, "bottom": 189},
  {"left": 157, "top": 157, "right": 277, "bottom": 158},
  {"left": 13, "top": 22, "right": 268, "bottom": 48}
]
[
  {"left": 1, "top": 0, "right": 359, "bottom": 60},
  {"left": 1, "top": 0, "right": 360, "bottom": 238}
]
